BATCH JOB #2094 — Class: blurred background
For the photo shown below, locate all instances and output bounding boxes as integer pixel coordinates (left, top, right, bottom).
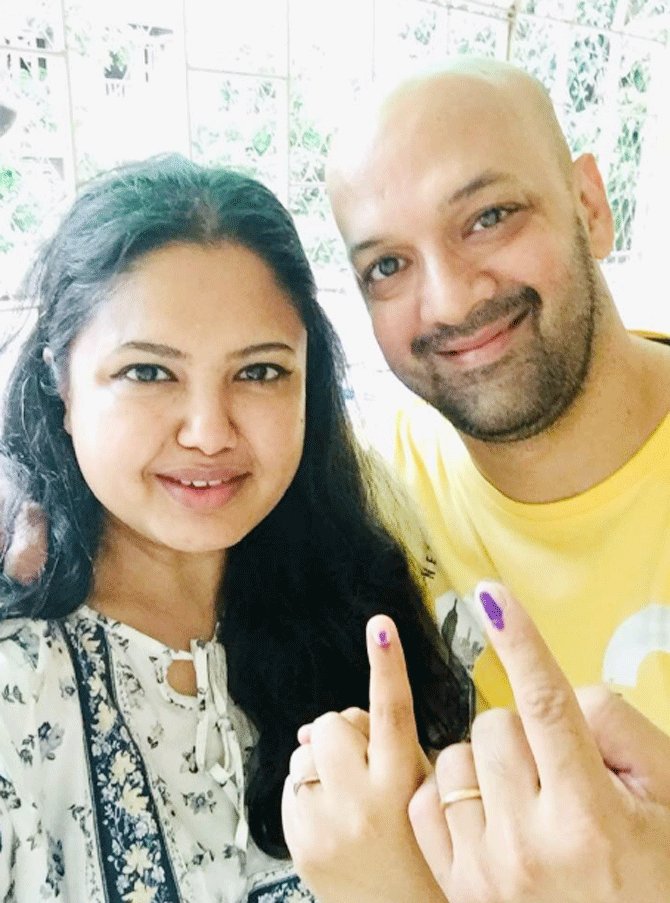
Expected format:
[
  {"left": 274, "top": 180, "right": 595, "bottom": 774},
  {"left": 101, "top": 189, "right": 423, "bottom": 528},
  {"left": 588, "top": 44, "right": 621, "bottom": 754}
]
[{"left": 1, "top": 0, "right": 669, "bottom": 408}]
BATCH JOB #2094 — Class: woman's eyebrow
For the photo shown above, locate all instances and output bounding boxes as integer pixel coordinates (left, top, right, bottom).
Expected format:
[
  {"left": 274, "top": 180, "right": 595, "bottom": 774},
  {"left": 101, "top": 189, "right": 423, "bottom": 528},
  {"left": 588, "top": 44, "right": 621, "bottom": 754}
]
[
  {"left": 117, "top": 341, "right": 186, "bottom": 358},
  {"left": 228, "top": 342, "right": 297, "bottom": 359},
  {"left": 116, "top": 340, "right": 297, "bottom": 360}
]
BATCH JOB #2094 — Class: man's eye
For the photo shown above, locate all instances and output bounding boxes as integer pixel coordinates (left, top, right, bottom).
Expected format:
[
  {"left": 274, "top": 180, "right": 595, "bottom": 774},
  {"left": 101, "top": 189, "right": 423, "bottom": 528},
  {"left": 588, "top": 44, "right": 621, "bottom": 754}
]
[
  {"left": 237, "top": 363, "right": 288, "bottom": 382},
  {"left": 119, "top": 364, "right": 174, "bottom": 383},
  {"left": 472, "top": 206, "right": 517, "bottom": 232},
  {"left": 366, "top": 256, "right": 407, "bottom": 283}
]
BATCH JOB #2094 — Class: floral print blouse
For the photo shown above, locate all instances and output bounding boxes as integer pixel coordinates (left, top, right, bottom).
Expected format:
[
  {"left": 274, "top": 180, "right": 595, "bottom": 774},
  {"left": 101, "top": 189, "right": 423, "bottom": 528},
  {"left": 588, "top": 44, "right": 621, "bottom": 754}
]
[{"left": 0, "top": 606, "right": 315, "bottom": 903}]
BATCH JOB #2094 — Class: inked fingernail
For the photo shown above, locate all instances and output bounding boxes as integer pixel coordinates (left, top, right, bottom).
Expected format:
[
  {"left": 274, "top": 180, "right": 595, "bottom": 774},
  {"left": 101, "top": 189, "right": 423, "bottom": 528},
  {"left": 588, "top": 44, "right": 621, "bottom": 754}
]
[
  {"left": 377, "top": 629, "right": 390, "bottom": 648},
  {"left": 480, "top": 590, "right": 504, "bottom": 630}
]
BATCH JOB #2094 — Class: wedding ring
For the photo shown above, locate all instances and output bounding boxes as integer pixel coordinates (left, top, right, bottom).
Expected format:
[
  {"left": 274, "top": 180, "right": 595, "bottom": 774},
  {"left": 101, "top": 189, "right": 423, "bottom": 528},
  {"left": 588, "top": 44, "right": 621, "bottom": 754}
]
[
  {"left": 440, "top": 787, "right": 482, "bottom": 808},
  {"left": 292, "top": 775, "right": 321, "bottom": 795}
]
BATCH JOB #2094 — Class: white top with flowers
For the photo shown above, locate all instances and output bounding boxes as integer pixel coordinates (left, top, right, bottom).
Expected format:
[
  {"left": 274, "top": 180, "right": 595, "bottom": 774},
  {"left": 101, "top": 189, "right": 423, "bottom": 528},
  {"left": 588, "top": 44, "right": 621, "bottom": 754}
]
[{"left": 0, "top": 605, "right": 314, "bottom": 903}]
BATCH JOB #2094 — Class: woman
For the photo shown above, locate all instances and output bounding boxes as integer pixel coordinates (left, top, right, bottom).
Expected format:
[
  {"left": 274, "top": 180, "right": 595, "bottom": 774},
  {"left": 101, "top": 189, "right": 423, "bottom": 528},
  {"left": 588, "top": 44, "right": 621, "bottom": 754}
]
[{"left": 0, "top": 155, "right": 470, "bottom": 901}]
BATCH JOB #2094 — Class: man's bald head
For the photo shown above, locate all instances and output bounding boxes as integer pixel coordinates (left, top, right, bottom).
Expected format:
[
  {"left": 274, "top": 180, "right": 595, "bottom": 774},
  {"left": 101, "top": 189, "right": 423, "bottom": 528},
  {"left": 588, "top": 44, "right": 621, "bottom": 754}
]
[{"left": 327, "top": 58, "right": 574, "bottom": 214}]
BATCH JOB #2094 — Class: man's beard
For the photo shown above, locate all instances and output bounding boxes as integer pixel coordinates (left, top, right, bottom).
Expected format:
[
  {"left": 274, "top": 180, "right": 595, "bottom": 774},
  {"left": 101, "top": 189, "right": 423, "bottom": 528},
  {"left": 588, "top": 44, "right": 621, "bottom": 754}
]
[{"left": 404, "top": 223, "right": 601, "bottom": 443}]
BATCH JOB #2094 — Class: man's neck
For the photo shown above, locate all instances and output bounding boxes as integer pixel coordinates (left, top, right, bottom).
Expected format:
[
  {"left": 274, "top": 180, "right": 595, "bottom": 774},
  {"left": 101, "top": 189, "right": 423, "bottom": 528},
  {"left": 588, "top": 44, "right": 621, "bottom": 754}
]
[{"left": 459, "top": 320, "right": 670, "bottom": 504}]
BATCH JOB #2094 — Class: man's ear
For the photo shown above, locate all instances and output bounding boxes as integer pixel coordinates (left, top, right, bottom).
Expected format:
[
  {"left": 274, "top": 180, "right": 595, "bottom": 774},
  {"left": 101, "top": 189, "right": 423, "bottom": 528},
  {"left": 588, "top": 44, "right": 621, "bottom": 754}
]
[{"left": 572, "top": 153, "right": 614, "bottom": 260}]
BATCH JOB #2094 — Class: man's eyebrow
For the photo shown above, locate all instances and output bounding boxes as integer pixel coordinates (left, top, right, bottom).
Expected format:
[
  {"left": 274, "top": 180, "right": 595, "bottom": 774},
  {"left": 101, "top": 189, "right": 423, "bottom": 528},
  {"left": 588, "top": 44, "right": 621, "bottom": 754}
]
[
  {"left": 349, "top": 171, "right": 515, "bottom": 259},
  {"left": 350, "top": 237, "right": 385, "bottom": 259},
  {"left": 443, "top": 171, "right": 512, "bottom": 207}
]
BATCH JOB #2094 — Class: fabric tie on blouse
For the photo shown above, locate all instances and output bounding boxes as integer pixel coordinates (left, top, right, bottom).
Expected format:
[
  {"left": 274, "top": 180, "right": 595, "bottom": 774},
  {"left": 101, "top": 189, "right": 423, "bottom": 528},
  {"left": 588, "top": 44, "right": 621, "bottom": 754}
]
[{"left": 172, "top": 639, "right": 249, "bottom": 850}]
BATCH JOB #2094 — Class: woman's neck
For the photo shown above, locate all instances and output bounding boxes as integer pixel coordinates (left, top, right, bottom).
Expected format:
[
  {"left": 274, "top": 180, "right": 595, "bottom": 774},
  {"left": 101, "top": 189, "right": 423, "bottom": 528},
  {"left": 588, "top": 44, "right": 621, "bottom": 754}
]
[{"left": 87, "top": 519, "right": 225, "bottom": 651}]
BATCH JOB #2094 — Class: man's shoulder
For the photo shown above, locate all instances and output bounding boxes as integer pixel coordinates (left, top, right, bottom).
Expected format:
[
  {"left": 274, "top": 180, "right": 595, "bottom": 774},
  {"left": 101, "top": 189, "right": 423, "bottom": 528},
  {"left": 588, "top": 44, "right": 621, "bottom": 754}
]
[{"left": 634, "top": 330, "right": 670, "bottom": 347}]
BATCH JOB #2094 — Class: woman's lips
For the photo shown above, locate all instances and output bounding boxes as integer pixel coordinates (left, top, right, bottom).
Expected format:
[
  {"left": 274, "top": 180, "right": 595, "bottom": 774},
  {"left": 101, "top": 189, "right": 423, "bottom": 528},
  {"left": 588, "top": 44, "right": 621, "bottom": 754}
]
[{"left": 156, "top": 472, "right": 250, "bottom": 512}]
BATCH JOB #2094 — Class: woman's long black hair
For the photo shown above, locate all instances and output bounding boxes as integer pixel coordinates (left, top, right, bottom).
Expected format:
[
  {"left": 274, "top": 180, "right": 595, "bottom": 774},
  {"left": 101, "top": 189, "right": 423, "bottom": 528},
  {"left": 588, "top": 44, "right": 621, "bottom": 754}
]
[{"left": 0, "top": 154, "right": 471, "bottom": 856}]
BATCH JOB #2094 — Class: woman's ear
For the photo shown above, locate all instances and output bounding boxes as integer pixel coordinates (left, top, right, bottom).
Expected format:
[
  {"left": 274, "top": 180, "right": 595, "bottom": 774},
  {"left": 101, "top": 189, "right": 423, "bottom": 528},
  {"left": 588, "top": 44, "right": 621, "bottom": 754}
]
[
  {"left": 43, "top": 347, "right": 71, "bottom": 434},
  {"left": 572, "top": 153, "right": 614, "bottom": 260}
]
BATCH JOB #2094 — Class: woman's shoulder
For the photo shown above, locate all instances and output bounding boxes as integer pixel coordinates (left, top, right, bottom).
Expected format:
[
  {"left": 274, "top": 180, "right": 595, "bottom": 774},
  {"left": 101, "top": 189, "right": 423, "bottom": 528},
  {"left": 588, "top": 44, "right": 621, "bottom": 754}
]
[
  {"left": 0, "top": 616, "right": 69, "bottom": 687},
  {"left": 0, "top": 617, "right": 77, "bottom": 760}
]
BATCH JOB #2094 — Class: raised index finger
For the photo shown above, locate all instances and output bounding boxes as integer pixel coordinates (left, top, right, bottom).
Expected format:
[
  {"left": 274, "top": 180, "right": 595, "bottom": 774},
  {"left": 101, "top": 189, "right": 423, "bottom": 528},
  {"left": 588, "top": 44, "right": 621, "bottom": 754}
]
[
  {"left": 366, "top": 615, "right": 425, "bottom": 783},
  {"left": 475, "top": 581, "right": 607, "bottom": 794}
]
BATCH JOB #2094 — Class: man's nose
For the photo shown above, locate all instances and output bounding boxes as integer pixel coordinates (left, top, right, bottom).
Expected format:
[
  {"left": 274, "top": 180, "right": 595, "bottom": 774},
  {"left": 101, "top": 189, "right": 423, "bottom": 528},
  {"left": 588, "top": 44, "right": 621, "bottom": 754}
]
[
  {"left": 418, "top": 248, "right": 497, "bottom": 327},
  {"left": 176, "top": 391, "right": 238, "bottom": 456}
]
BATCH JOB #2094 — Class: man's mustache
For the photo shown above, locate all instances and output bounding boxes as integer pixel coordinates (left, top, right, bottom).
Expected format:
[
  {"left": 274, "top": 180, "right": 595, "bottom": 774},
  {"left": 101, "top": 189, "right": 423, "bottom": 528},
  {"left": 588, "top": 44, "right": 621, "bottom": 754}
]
[{"left": 411, "top": 286, "right": 541, "bottom": 356}]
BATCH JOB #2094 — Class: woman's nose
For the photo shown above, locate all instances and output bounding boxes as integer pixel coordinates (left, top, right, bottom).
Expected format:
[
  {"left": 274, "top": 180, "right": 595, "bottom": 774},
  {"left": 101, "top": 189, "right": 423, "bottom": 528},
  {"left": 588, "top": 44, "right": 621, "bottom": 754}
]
[{"left": 176, "top": 392, "right": 238, "bottom": 455}]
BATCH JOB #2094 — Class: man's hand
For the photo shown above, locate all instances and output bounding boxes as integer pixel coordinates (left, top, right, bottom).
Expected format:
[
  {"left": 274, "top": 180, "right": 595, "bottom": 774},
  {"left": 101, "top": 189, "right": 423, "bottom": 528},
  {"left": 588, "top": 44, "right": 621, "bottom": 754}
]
[
  {"left": 0, "top": 475, "right": 47, "bottom": 584},
  {"left": 409, "top": 581, "right": 670, "bottom": 903},
  {"left": 282, "top": 615, "right": 446, "bottom": 903}
]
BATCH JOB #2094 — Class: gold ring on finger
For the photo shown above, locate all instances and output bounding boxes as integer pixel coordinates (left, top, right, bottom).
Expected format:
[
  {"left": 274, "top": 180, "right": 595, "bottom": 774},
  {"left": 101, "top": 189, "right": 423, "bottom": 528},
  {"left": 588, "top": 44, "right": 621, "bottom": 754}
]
[
  {"left": 440, "top": 787, "right": 482, "bottom": 809},
  {"left": 293, "top": 776, "right": 321, "bottom": 795}
]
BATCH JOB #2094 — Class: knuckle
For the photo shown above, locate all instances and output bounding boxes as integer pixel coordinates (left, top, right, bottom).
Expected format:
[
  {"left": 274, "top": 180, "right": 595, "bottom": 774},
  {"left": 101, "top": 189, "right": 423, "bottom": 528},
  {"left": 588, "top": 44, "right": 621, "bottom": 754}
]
[
  {"left": 517, "top": 680, "right": 573, "bottom": 726},
  {"left": 288, "top": 744, "right": 313, "bottom": 775},
  {"left": 434, "top": 741, "right": 473, "bottom": 780},
  {"left": 471, "top": 711, "right": 524, "bottom": 780},
  {"left": 310, "top": 710, "right": 340, "bottom": 736},
  {"left": 471, "top": 706, "right": 520, "bottom": 741},
  {"left": 575, "top": 684, "right": 618, "bottom": 723},
  {"left": 340, "top": 706, "right": 366, "bottom": 719},
  {"left": 407, "top": 779, "right": 435, "bottom": 824}
]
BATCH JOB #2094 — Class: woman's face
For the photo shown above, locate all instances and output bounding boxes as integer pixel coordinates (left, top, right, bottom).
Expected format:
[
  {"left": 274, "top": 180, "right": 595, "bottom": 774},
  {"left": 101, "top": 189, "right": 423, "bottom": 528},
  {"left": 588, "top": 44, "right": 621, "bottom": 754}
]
[{"left": 63, "top": 241, "right": 307, "bottom": 556}]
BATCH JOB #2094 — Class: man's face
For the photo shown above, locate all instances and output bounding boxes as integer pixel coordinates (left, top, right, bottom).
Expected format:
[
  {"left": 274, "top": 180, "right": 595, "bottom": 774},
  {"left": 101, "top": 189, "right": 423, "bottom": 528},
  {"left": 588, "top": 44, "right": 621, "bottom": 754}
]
[{"left": 329, "top": 79, "right": 610, "bottom": 442}]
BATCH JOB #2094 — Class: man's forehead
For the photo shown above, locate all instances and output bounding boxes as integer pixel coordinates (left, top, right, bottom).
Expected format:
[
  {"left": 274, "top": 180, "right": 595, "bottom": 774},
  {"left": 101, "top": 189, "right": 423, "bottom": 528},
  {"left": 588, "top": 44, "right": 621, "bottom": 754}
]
[
  {"left": 328, "top": 62, "right": 566, "bottom": 198},
  {"left": 330, "top": 103, "right": 546, "bottom": 215}
]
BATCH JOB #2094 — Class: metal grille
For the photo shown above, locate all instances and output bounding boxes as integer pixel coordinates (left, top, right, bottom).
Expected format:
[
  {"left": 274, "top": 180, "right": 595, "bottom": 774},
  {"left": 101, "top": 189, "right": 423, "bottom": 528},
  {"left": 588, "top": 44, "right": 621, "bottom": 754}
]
[{"left": 1, "top": 0, "right": 669, "bottom": 345}]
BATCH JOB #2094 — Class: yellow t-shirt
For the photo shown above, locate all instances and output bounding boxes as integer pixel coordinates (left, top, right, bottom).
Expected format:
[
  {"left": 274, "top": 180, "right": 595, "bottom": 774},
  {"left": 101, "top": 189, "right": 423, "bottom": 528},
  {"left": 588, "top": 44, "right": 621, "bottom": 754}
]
[{"left": 390, "top": 396, "right": 670, "bottom": 734}]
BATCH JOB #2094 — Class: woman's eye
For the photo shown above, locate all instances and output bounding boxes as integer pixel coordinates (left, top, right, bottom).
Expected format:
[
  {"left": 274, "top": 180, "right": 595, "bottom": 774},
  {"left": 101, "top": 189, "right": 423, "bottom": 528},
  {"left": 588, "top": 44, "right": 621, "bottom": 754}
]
[
  {"left": 472, "top": 205, "right": 518, "bottom": 232},
  {"left": 119, "top": 364, "right": 174, "bottom": 383},
  {"left": 237, "top": 363, "right": 288, "bottom": 382},
  {"left": 365, "top": 256, "right": 407, "bottom": 283}
]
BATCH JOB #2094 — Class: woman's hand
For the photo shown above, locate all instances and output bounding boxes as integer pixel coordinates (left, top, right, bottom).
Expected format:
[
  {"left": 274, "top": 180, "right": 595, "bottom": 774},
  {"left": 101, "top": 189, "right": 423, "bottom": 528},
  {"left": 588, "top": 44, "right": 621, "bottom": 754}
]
[
  {"left": 409, "top": 581, "right": 670, "bottom": 903},
  {"left": 282, "top": 615, "right": 447, "bottom": 903}
]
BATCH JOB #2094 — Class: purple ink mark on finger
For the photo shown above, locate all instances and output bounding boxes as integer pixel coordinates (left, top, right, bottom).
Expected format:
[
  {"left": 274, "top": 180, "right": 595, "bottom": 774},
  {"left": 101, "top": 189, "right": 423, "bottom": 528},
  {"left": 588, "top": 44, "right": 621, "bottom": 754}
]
[
  {"left": 480, "top": 590, "right": 504, "bottom": 630},
  {"left": 377, "top": 629, "right": 390, "bottom": 648}
]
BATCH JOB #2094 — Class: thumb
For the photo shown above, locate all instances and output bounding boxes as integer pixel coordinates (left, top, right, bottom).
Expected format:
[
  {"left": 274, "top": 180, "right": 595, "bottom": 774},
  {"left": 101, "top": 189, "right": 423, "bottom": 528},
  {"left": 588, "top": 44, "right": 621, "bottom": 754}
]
[
  {"left": 366, "top": 615, "right": 426, "bottom": 782},
  {"left": 576, "top": 685, "right": 670, "bottom": 806}
]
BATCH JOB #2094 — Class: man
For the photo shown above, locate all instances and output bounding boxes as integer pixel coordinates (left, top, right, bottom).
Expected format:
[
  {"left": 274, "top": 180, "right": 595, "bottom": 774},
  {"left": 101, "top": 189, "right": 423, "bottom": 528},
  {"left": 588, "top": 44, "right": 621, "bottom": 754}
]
[
  {"left": 326, "top": 57, "right": 670, "bottom": 733},
  {"left": 319, "top": 57, "right": 670, "bottom": 902}
]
